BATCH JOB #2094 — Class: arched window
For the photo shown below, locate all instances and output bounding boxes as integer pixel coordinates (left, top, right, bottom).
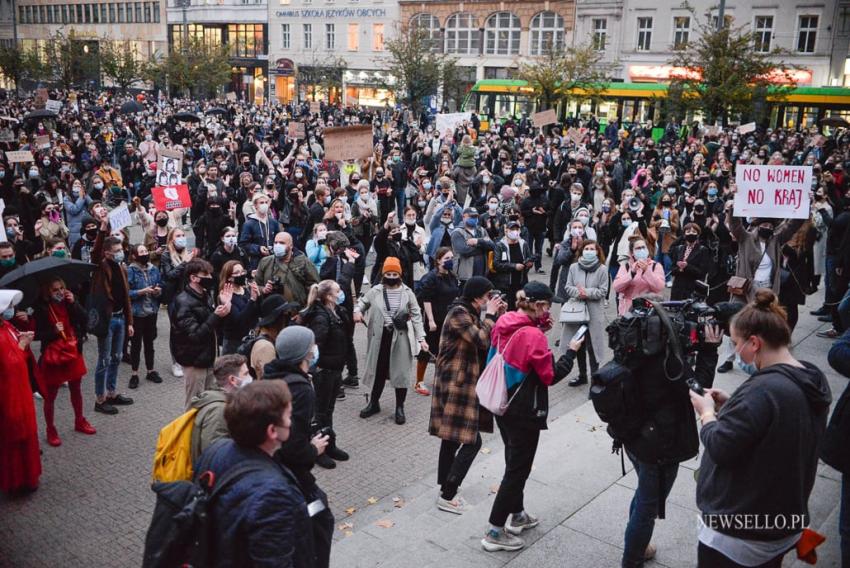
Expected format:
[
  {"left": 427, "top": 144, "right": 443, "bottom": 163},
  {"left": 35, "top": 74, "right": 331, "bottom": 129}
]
[
  {"left": 484, "top": 12, "right": 520, "bottom": 55},
  {"left": 445, "top": 13, "right": 479, "bottom": 55},
  {"left": 410, "top": 13, "right": 441, "bottom": 52},
  {"left": 529, "top": 11, "right": 564, "bottom": 55}
]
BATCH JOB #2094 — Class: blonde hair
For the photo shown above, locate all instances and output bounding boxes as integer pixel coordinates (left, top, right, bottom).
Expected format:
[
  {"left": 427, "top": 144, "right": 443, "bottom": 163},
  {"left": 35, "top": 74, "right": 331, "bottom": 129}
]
[{"left": 306, "top": 280, "right": 339, "bottom": 307}]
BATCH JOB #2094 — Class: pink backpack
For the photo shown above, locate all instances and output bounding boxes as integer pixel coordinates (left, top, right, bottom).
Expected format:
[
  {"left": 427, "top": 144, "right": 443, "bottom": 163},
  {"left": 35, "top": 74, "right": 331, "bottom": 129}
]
[{"left": 476, "top": 330, "right": 524, "bottom": 416}]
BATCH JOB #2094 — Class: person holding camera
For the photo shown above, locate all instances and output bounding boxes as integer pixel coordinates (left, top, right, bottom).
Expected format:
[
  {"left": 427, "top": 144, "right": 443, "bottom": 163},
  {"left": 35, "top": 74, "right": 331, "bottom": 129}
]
[
  {"left": 255, "top": 231, "right": 320, "bottom": 308},
  {"left": 557, "top": 239, "right": 609, "bottom": 387},
  {"left": 491, "top": 220, "right": 533, "bottom": 311},
  {"left": 354, "top": 257, "right": 428, "bottom": 425},
  {"left": 690, "top": 290, "right": 831, "bottom": 567},
  {"left": 613, "top": 237, "right": 666, "bottom": 316}
]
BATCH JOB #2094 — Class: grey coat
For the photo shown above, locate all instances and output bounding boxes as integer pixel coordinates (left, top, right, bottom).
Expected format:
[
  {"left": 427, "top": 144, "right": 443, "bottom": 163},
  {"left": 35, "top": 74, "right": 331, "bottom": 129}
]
[
  {"left": 356, "top": 284, "right": 427, "bottom": 389},
  {"left": 557, "top": 261, "right": 609, "bottom": 361},
  {"left": 450, "top": 226, "right": 493, "bottom": 281},
  {"left": 728, "top": 214, "right": 804, "bottom": 301}
]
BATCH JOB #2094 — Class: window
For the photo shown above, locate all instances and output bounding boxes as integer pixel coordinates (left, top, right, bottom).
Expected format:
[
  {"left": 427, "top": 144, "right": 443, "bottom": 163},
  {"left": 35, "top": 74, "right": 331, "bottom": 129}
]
[
  {"left": 372, "top": 23, "right": 384, "bottom": 51},
  {"left": 303, "top": 23, "right": 312, "bottom": 49},
  {"left": 47, "top": 5, "right": 54, "bottom": 23},
  {"left": 117, "top": 3, "right": 124, "bottom": 22},
  {"left": 592, "top": 18, "right": 607, "bottom": 51},
  {"left": 228, "top": 24, "right": 265, "bottom": 57},
  {"left": 144, "top": 2, "right": 152, "bottom": 22},
  {"left": 281, "top": 23, "right": 290, "bottom": 49},
  {"left": 17, "top": 6, "right": 23, "bottom": 24},
  {"left": 347, "top": 23, "right": 359, "bottom": 51},
  {"left": 62, "top": 5, "right": 68, "bottom": 23},
  {"left": 325, "top": 23, "right": 335, "bottom": 50},
  {"left": 445, "top": 13, "right": 478, "bottom": 55},
  {"left": 529, "top": 11, "right": 564, "bottom": 55},
  {"left": 93, "top": 4, "right": 100, "bottom": 23},
  {"left": 135, "top": 2, "right": 142, "bottom": 23},
  {"left": 39, "top": 5, "right": 47, "bottom": 23},
  {"left": 637, "top": 17, "right": 652, "bottom": 51},
  {"left": 754, "top": 16, "right": 773, "bottom": 52},
  {"left": 673, "top": 16, "right": 690, "bottom": 49},
  {"left": 76, "top": 4, "right": 83, "bottom": 23},
  {"left": 485, "top": 12, "right": 520, "bottom": 55},
  {"left": 101, "top": 4, "right": 108, "bottom": 23},
  {"left": 125, "top": 2, "right": 133, "bottom": 22},
  {"left": 410, "top": 13, "right": 441, "bottom": 52},
  {"left": 797, "top": 15, "right": 818, "bottom": 53},
  {"left": 153, "top": 2, "right": 160, "bottom": 22}
]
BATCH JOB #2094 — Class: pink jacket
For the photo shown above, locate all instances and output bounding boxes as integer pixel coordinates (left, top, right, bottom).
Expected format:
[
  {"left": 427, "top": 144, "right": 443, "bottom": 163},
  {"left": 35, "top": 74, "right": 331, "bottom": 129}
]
[{"left": 612, "top": 259, "right": 666, "bottom": 315}]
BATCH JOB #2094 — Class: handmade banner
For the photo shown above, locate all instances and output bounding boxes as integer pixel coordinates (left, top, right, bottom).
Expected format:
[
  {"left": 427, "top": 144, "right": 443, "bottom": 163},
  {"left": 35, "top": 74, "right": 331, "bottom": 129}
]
[
  {"left": 35, "top": 135, "right": 51, "bottom": 149},
  {"left": 566, "top": 127, "right": 585, "bottom": 145},
  {"left": 733, "top": 165, "right": 812, "bottom": 220},
  {"left": 152, "top": 184, "right": 192, "bottom": 211},
  {"left": 323, "top": 125, "right": 373, "bottom": 161},
  {"left": 6, "top": 150, "right": 34, "bottom": 163},
  {"left": 435, "top": 112, "right": 471, "bottom": 137},
  {"left": 288, "top": 121, "right": 306, "bottom": 139},
  {"left": 309, "top": 101, "right": 321, "bottom": 114},
  {"left": 532, "top": 109, "right": 558, "bottom": 127},
  {"left": 156, "top": 148, "right": 183, "bottom": 187},
  {"left": 108, "top": 203, "right": 132, "bottom": 231},
  {"left": 45, "top": 100, "right": 62, "bottom": 113},
  {"left": 737, "top": 122, "right": 756, "bottom": 135}
]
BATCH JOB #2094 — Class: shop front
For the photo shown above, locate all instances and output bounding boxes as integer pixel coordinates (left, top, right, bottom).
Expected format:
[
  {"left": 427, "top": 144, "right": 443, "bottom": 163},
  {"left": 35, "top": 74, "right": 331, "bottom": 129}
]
[
  {"left": 271, "top": 57, "right": 297, "bottom": 104},
  {"left": 343, "top": 70, "right": 394, "bottom": 108}
]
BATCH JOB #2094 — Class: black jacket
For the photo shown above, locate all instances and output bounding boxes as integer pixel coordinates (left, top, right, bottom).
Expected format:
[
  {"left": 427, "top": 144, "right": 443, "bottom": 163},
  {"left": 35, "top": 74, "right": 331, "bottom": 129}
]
[
  {"left": 669, "top": 242, "right": 713, "bottom": 301},
  {"left": 696, "top": 363, "right": 832, "bottom": 540},
  {"left": 210, "top": 244, "right": 250, "bottom": 281},
  {"left": 504, "top": 350, "right": 576, "bottom": 430},
  {"left": 169, "top": 286, "right": 222, "bottom": 367},
  {"left": 491, "top": 238, "right": 532, "bottom": 291},
  {"left": 303, "top": 304, "right": 351, "bottom": 371},
  {"left": 417, "top": 269, "right": 461, "bottom": 327}
]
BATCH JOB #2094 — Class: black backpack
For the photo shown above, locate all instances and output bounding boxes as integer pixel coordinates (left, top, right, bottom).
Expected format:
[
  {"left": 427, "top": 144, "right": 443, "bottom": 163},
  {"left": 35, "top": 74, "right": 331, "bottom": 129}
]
[
  {"left": 589, "top": 360, "right": 646, "bottom": 449},
  {"left": 142, "top": 461, "right": 267, "bottom": 568}
]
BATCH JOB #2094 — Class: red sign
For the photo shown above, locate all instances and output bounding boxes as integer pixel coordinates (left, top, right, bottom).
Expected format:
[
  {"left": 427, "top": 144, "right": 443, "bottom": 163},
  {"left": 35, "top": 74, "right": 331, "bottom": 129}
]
[{"left": 152, "top": 184, "right": 191, "bottom": 211}]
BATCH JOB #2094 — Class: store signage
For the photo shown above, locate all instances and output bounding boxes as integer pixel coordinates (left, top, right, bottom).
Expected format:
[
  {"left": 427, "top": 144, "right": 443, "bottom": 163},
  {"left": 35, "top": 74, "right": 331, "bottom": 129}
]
[
  {"left": 274, "top": 8, "right": 387, "bottom": 18},
  {"left": 276, "top": 58, "right": 295, "bottom": 77},
  {"left": 628, "top": 65, "right": 812, "bottom": 85}
]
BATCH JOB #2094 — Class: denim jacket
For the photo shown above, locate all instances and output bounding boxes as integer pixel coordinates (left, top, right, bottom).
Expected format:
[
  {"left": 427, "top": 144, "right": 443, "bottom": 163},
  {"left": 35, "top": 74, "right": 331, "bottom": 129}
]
[{"left": 127, "top": 262, "right": 162, "bottom": 318}]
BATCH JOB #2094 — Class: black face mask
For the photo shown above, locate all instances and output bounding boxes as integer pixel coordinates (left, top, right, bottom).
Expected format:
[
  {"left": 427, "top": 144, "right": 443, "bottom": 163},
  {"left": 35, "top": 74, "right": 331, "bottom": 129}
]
[
  {"left": 232, "top": 274, "right": 247, "bottom": 286},
  {"left": 198, "top": 276, "right": 215, "bottom": 291},
  {"left": 155, "top": 217, "right": 169, "bottom": 227},
  {"left": 694, "top": 207, "right": 705, "bottom": 215},
  {"left": 382, "top": 276, "right": 401, "bottom": 287},
  {"left": 391, "top": 232, "right": 402, "bottom": 241},
  {"left": 209, "top": 208, "right": 222, "bottom": 217},
  {"left": 758, "top": 227, "right": 774, "bottom": 240},
  {"left": 136, "top": 254, "right": 150, "bottom": 264},
  {"left": 684, "top": 233, "right": 698, "bottom": 243},
  {"left": 85, "top": 228, "right": 98, "bottom": 240}
]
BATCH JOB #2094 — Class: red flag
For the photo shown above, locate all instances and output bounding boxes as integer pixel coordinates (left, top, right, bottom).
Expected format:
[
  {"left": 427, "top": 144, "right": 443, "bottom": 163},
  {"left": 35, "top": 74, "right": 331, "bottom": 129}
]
[{"left": 152, "top": 184, "right": 191, "bottom": 211}]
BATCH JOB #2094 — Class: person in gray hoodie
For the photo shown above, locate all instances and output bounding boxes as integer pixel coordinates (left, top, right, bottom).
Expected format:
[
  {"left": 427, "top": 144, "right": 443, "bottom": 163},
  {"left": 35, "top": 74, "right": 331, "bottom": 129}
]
[{"left": 690, "top": 289, "right": 832, "bottom": 567}]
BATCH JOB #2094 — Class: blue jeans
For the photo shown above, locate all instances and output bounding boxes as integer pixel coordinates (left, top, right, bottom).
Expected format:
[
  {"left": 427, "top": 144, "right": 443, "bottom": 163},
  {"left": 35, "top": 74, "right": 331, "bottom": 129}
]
[
  {"left": 395, "top": 189, "right": 406, "bottom": 219},
  {"left": 655, "top": 250, "right": 672, "bottom": 283},
  {"left": 825, "top": 255, "right": 836, "bottom": 304},
  {"left": 530, "top": 232, "right": 546, "bottom": 270},
  {"left": 95, "top": 316, "right": 126, "bottom": 398},
  {"left": 841, "top": 473, "right": 850, "bottom": 568},
  {"left": 622, "top": 451, "right": 679, "bottom": 567}
]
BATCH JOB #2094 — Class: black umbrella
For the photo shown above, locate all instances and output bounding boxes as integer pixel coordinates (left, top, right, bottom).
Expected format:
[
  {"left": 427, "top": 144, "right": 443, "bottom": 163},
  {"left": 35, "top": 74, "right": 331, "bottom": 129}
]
[
  {"left": 0, "top": 257, "right": 97, "bottom": 308},
  {"left": 174, "top": 111, "right": 201, "bottom": 123},
  {"left": 24, "top": 109, "right": 58, "bottom": 121},
  {"left": 120, "top": 100, "right": 144, "bottom": 114},
  {"left": 206, "top": 107, "right": 227, "bottom": 116},
  {"left": 819, "top": 116, "right": 849, "bottom": 129}
]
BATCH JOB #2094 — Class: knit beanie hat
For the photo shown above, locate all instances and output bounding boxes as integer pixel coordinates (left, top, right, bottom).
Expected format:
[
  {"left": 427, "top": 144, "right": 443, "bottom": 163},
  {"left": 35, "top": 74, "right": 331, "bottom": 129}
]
[
  {"left": 274, "top": 325, "right": 315, "bottom": 366},
  {"left": 462, "top": 276, "right": 493, "bottom": 301},
  {"left": 523, "top": 281, "right": 554, "bottom": 302},
  {"left": 382, "top": 257, "right": 402, "bottom": 274}
]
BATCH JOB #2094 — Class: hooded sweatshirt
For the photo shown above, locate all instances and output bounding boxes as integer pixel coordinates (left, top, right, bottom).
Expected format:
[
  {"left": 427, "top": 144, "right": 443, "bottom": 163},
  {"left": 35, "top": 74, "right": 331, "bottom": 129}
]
[{"left": 696, "top": 362, "right": 832, "bottom": 541}]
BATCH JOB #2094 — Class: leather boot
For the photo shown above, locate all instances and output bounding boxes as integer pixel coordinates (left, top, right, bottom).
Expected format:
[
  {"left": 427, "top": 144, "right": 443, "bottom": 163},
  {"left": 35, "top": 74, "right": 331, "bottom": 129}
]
[
  {"left": 359, "top": 399, "right": 380, "bottom": 419},
  {"left": 394, "top": 406, "right": 406, "bottom": 425}
]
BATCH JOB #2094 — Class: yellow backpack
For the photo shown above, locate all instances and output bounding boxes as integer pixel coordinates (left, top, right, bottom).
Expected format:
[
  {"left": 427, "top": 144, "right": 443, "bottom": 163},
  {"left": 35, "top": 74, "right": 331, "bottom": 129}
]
[{"left": 152, "top": 408, "right": 199, "bottom": 483}]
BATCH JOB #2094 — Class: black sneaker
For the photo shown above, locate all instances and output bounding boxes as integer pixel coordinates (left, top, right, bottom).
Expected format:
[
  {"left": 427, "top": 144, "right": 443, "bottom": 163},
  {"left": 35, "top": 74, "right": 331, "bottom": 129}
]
[
  {"left": 326, "top": 445, "right": 350, "bottom": 461},
  {"left": 94, "top": 401, "right": 118, "bottom": 415},
  {"left": 336, "top": 390, "right": 346, "bottom": 400},
  {"left": 342, "top": 376, "right": 360, "bottom": 389},
  {"left": 128, "top": 375, "right": 139, "bottom": 390},
  {"left": 568, "top": 376, "right": 588, "bottom": 387},
  {"left": 810, "top": 307, "right": 828, "bottom": 316},
  {"left": 818, "top": 315, "right": 833, "bottom": 323},
  {"left": 315, "top": 454, "right": 336, "bottom": 469},
  {"left": 107, "top": 393, "right": 134, "bottom": 406},
  {"left": 717, "top": 361, "right": 733, "bottom": 373},
  {"left": 145, "top": 371, "right": 163, "bottom": 384}
]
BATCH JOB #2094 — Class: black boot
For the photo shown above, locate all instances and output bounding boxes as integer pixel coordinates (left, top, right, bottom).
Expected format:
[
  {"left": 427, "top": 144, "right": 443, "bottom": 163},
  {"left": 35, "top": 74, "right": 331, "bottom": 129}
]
[
  {"left": 315, "top": 454, "right": 336, "bottom": 469},
  {"left": 394, "top": 406, "right": 406, "bottom": 425},
  {"left": 717, "top": 361, "right": 733, "bottom": 373},
  {"left": 359, "top": 399, "right": 381, "bottom": 418},
  {"left": 326, "top": 443, "right": 350, "bottom": 461}
]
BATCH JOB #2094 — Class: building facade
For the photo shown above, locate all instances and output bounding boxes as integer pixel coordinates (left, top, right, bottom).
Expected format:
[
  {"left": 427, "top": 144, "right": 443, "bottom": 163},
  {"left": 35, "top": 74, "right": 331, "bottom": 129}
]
[
  {"left": 166, "top": 0, "right": 268, "bottom": 103},
  {"left": 267, "top": 2, "right": 398, "bottom": 106}
]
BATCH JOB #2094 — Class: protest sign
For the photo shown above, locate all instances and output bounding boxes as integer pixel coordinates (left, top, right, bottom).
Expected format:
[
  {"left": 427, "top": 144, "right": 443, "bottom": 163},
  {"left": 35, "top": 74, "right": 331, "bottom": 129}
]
[
  {"left": 737, "top": 122, "right": 756, "bottom": 135},
  {"left": 45, "top": 100, "right": 62, "bottom": 113},
  {"left": 108, "top": 203, "right": 132, "bottom": 231},
  {"left": 323, "top": 125, "right": 373, "bottom": 161},
  {"left": 35, "top": 88, "right": 48, "bottom": 107},
  {"left": 435, "top": 112, "right": 471, "bottom": 137},
  {"left": 225, "top": 92, "right": 237, "bottom": 102},
  {"left": 6, "top": 150, "right": 34, "bottom": 163},
  {"left": 566, "top": 127, "right": 585, "bottom": 145},
  {"left": 35, "top": 135, "right": 51, "bottom": 149},
  {"left": 309, "top": 101, "right": 321, "bottom": 114},
  {"left": 733, "top": 165, "right": 812, "bottom": 220},
  {"left": 156, "top": 148, "right": 183, "bottom": 187},
  {"left": 532, "top": 109, "right": 558, "bottom": 127},
  {"left": 288, "top": 121, "right": 305, "bottom": 139},
  {"left": 152, "top": 184, "right": 192, "bottom": 211}
]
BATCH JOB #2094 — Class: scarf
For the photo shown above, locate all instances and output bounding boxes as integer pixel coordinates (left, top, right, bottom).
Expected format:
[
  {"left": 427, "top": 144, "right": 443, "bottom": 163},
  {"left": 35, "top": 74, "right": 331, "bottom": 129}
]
[{"left": 578, "top": 257, "right": 601, "bottom": 272}]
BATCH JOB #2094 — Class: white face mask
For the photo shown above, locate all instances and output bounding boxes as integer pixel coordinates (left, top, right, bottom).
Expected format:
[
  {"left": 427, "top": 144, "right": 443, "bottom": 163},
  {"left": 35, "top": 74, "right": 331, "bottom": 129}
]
[
  {"left": 235, "top": 374, "right": 253, "bottom": 388},
  {"left": 257, "top": 203, "right": 269, "bottom": 214}
]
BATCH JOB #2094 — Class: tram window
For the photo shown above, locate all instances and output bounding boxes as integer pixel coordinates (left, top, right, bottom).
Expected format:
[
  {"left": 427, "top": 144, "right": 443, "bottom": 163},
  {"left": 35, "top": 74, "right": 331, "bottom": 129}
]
[
  {"left": 801, "top": 107, "right": 819, "bottom": 129},
  {"left": 597, "top": 100, "right": 617, "bottom": 123},
  {"left": 495, "top": 94, "right": 516, "bottom": 118},
  {"left": 477, "top": 93, "right": 494, "bottom": 117},
  {"left": 622, "top": 100, "right": 636, "bottom": 123},
  {"left": 785, "top": 106, "right": 801, "bottom": 130},
  {"left": 516, "top": 95, "right": 534, "bottom": 117}
]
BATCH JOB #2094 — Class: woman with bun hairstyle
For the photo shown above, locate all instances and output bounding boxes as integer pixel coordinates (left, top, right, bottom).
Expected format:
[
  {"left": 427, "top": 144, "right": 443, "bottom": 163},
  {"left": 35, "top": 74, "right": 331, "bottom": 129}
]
[
  {"left": 481, "top": 282, "right": 583, "bottom": 553},
  {"left": 690, "top": 289, "right": 832, "bottom": 567}
]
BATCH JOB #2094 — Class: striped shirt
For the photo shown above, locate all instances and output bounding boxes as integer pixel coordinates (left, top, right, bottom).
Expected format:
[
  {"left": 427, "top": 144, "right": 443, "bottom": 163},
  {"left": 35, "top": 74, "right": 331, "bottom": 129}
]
[{"left": 383, "top": 287, "right": 403, "bottom": 328}]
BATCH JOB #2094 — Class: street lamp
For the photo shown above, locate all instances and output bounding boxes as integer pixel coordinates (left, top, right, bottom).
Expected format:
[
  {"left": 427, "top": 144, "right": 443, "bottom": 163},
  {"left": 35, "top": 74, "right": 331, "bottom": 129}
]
[{"left": 174, "top": 0, "right": 190, "bottom": 53}]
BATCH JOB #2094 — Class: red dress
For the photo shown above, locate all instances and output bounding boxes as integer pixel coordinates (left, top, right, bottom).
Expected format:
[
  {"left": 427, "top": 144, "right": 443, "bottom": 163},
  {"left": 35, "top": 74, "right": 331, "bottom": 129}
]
[{"left": 0, "top": 321, "right": 42, "bottom": 493}]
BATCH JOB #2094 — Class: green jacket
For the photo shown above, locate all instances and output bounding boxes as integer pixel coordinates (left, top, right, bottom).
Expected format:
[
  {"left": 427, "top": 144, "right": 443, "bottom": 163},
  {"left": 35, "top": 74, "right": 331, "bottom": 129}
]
[
  {"left": 456, "top": 144, "right": 476, "bottom": 168},
  {"left": 254, "top": 252, "right": 320, "bottom": 307},
  {"left": 190, "top": 389, "right": 229, "bottom": 464}
]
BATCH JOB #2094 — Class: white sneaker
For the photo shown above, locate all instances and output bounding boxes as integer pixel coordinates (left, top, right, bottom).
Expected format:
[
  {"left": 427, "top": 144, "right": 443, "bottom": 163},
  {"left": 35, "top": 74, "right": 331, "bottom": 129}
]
[
  {"left": 436, "top": 495, "right": 467, "bottom": 515},
  {"left": 172, "top": 362, "right": 184, "bottom": 378},
  {"left": 506, "top": 512, "right": 540, "bottom": 535},
  {"left": 665, "top": 281, "right": 673, "bottom": 288},
  {"left": 481, "top": 528, "right": 525, "bottom": 552}
]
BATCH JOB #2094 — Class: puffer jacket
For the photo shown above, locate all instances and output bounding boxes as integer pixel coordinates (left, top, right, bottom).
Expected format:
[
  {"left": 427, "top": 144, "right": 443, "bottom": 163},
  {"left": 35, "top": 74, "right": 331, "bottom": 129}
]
[
  {"left": 303, "top": 304, "right": 351, "bottom": 371},
  {"left": 169, "top": 285, "right": 222, "bottom": 368}
]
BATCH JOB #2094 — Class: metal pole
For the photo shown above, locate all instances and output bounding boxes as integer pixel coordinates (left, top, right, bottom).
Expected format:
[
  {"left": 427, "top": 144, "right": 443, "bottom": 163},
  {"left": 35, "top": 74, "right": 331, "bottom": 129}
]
[
  {"left": 11, "top": 0, "right": 18, "bottom": 46},
  {"left": 182, "top": 6, "right": 188, "bottom": 54},
  {"left": 717, "top": 0, "right": 726, "bottom": 30}
]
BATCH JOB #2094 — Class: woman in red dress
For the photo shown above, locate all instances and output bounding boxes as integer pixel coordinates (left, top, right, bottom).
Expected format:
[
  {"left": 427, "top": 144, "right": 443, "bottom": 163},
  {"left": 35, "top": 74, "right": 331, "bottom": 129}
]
[
  {"left": 34, "top": 278, "right": 96, "bottom": 447},
  {"left": 0, "top": 289, "right": 42, "bottom": 494}
]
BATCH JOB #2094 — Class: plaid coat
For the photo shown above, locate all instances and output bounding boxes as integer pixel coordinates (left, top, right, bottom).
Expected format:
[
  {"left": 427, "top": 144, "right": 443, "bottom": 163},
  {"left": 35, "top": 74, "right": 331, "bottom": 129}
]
[{"left": 429, "top": 300, "right": 495, "bottom": 445}]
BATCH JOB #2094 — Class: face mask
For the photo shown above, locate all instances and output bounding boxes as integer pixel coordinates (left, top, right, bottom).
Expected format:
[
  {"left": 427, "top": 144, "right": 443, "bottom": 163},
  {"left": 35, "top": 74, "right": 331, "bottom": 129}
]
[
  {"left": 482, "top": 176, "right": 490, "bottom": 184},
  {"left": 507, "top": 230, "right": 519, "bottom": 241},
  {"left": 257, "top": 203, "right": 269, "bottom": 215},
  {"left": 174, "top": 237, "right": 187, "bottom": 250},
  {"left": 582, "top": 250, "right": 598, "bottom": 262},
  {"left": 577, "top": 215, "right": 589, "bottom": 226},
  {"left": 382, "top": 276, "right": 401, "bottom": 287},
  {"left": 684, "top": 233, "right": 698, "bottom": 243},
  {"left": 272, "top": 158, "right": 281, "bottom": 166},
  {"left": 0, "top": 171, "right": 5, "bottom": 178},
  {"left": 667, "top": 187, "right": 676, "bottom": 195},
  {"left": 309, "top": 345, "right": 320, "bottom": 367},
  {"left": 93, "top": 182, "right": 104, "bottom": 190},
  {"left": 29, "top": 169, "right": 39, "bottom": 178},
  {"left": 273, "top": 243, "right": 287, "bottom": 257},
  {"left": 52, "top": 249, "right": 67, "bottom": 258},
  {"left": 393, "top": 156, "right": 401, "bottom": 163},
  {"left": 502, "top": 169, "right": 512, "bottom": 176},
  {"left": 405, "top": 218, "right": 416, "bottom": 227},
  {"left": 633, "top": 248, "right": 649, "bottom": 261},
  {"left": 391, "top": 232, "right": 402, "bottom": 241},
  {"left": 112, "top": 251, "right": 125, "bottom": 264},
  {"left": 513, "top": 179, "right": 523, "bottom": 187},
  {"left": 1, "top": 307, "right": 13, "bottom": 320},
  {"left": 72, "top": 187, "right": 81, "bottom": 197},
  {"left": 336, "top": 290, "right": 346, "bottom": 305},
  {"left": 595, "top": 170, "right": 604, "bottom": 178},
  {"left": 571, "top": 194, "right": 581, "bottom": 203},
  {"left": 295, "top": 172, "right": 304, "bottom": 179},
  {"left": 707, "top": 187, "right": 718, "bottom": 197},
  {"left": 571, "top": 228, "right": 584, "bottom": 238},
  {"left": 237, "top": 374, "right": 253, "bottom": 389},
  {"left": 198, "top": 276, "right": 214, "bottom": 291},
  {"left": 602, "top": 204, "right": 611, "bottom": 213},
  {"left": 622, "top": 219, "right": 632, "bottom": 227},
  {"left": 0, "top": 258, "right": 15, "bottom": 268},
  {"left": 441, "top": 217, "right": 452, "bottom": 226},
  {"left": 758, "top": 226, "right": 774, "bottom": 240},
  {"left": 137, "top": 254, "right": 151, "bottom": 265},
  {"left": 465, "top": 218, "right": 478, "bottom": 228},
  {"left": 661, "top": 201, "right": 671, "bottom": 208},
  {"left": 416, "top": 199, "right": 427, "bottom": 209},
  {"left": 376, "top": 172, "right": 384, "bottom": 178},
  {"left": 442, "top": 259, "right": 454, "bottom": 271},
  {"left": 735, "top": 342, "right": 759, "bottom": 375}
]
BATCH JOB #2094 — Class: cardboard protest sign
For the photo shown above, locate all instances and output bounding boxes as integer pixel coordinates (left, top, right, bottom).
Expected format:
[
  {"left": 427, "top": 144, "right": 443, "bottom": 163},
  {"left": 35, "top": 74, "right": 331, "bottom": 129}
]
[
  {"left": 737, "top": 122, "right": 756, "bottom": 135},
  {"left": 152, "top": 184, "right": 192, "bottom": 211},
  {"left": 45, "top": 100, "right": 62, "bottom": 113},
  {"left": 108, "top": 203, "right": 132, "bottom": 231},
  {"left": 6, "top": 150, "right": 34, "bottom": 163},
  {"left": 156, "top": 148, "right": 183, "bottom": 187},
  {"left": 733, "top": 165, "right": 812, "bottom": 220},
  {"left": 566, "top": 127, "right": 585, "bottom": 145},
  {"left": 226, "top": 92, "right": 237, "bottom": 102},
  {"left": 309, "top": 101, "right": 321, "bottom": 114},
  {"left": 435, "top": 112, "right": 471, "bottom": 137},
  {"left": 288, "top": 121, "right": 305, "bottom": 139},
  {"left": 532, "top": 109, "right": 558, "bottom": 127},
  {"left": 35, "top": 88, "right": 48, "bottom": 107},
  {"left": 323, "top": 125, "right": 373, "bottom": 161},
  {"left": 35, "top": 135, "right": 51, "bottom": 149}
]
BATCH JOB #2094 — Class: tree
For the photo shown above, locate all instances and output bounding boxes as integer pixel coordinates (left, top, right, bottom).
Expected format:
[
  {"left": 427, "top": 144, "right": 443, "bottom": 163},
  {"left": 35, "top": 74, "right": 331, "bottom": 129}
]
[
  {"left": 516, "top": 42, "right": 617, "bottom": 111},
  {"left": 666, "top": 11, "right": 796, "bottom": 125},
  {"left": 297, "top": 54, "right": 347, "bottom": 102},
  {"left": 43, "top": 30, "right": 100, "bottom": 90},
  {"left": 440, "top": 58, "right": 468, "bottom": 112},
  {"left": 0, "top": 45, "right": 45, "bottom": 96},
  {"left": 381, "top": 27, "right": 453, "bottom": 114},
  {"left": 100, "top": 40, "right": 148, "bottom": 92},
  {"left": 148, "top": 39, "right": 231, "bottom": 98}
]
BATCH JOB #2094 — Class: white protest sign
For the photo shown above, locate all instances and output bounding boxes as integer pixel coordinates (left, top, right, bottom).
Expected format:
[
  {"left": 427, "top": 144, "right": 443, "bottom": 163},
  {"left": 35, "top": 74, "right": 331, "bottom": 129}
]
[
  {"left": 108, "top": 203, "right": 132, "bottom": 231},
  {"left": 45, "top": 100, "right": 62, "bottom": 113},
  {"left": 435, "top": 112, "right": 471, "bottom": 137},
  {"left": 156, "top": 148, "right": 183, "bottom": 187},
  {"left": 733, "top": 165, "right": 812, "bottom": 220},
  {"left": 737, "top": 122, "right": 756, "bottom": 135},
  {"left": 0, "top": 199, "right": 5, "bottom": 242}
]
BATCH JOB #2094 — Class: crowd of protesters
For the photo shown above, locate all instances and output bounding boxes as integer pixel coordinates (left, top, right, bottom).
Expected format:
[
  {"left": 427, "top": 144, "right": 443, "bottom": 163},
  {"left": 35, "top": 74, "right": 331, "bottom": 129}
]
[{"left": 0, "top": 87, "right": 848, "bottom": 567}]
